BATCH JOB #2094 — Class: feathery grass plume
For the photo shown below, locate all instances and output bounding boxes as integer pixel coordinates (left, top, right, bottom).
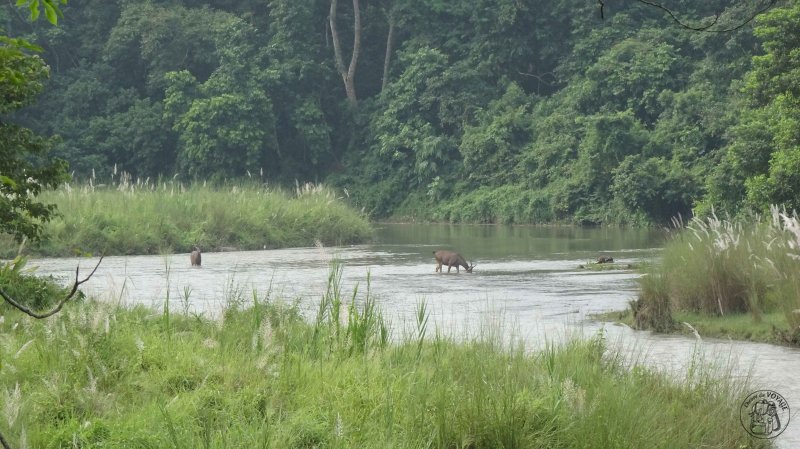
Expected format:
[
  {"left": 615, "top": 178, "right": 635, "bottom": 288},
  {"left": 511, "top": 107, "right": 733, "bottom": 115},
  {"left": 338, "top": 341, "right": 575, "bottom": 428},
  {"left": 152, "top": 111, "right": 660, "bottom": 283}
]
[
  {"left": 0, "top": 177, "right": 372, "bottom": 258},
  {"left": 3, "top": 383, "right": 22, "bottom": 427},
  {"left": 635, "top": 206, "right": 800, "bottom": 342}
]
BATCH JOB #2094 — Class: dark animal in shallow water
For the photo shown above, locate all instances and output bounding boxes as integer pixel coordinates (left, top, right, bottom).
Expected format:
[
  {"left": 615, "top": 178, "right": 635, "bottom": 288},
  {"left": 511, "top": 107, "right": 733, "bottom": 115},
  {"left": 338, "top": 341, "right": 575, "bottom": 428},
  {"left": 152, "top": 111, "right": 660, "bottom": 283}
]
[
  {"left": 596, "top": 256, "right": 614, "bottom": 264},
  {"left": 191, "top": 246, "right": 202, "bottom": 267},
  {"left": 433, "top": 250, "right": 475, "bottom": 273}
]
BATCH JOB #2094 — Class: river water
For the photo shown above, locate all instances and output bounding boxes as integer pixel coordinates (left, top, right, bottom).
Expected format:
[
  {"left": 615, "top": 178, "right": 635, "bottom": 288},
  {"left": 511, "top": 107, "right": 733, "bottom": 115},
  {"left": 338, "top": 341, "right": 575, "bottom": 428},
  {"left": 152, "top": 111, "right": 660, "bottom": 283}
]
[{"left": 27, "top": 223, "right": 800, "bottom": 447}]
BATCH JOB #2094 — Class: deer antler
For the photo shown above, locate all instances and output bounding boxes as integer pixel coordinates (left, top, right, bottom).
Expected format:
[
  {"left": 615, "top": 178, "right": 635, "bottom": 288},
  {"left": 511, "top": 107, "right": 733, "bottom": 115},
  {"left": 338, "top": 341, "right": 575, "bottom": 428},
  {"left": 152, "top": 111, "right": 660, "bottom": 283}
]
[{"left": 0, "top": 256, "right": 104, "bottom": 319}]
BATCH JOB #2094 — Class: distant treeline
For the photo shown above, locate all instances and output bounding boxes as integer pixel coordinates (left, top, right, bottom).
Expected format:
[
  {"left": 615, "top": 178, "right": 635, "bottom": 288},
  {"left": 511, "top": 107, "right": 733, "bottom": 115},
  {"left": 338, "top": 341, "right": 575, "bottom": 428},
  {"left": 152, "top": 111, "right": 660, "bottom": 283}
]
[{"left": 3, "top": 0, "right": 798, "bottom": 225}]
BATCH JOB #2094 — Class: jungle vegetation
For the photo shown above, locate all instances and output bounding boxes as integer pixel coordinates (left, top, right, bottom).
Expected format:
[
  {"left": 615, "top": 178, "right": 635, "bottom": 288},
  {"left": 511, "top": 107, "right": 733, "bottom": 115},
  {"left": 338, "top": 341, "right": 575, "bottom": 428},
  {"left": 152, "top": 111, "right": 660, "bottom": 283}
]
[{"left": 2, "top": 0, "right": 798, "bottom": 226}]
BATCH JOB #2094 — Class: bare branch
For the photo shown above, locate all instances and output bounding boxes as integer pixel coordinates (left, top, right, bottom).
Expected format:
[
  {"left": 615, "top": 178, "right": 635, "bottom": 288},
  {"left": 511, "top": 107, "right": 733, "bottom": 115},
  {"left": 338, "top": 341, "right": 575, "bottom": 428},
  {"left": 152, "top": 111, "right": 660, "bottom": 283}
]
[
  {"left": 0, "top": 430, "right": 11, "bottom": 449},
  {"left": 516, "top": 70, "right": 556, "bottom": 85},
  {"left": 601, "top": 0, "right": 779, "bottom": 33},
  {"left": 0, "top": 256, "right": 104, "bottom": 319},
  {"left": 0, "top": 256, "right": 103, "bottom": 447},
  {"left": 636, "top": 0, "right": 720, "bottom": 31}
]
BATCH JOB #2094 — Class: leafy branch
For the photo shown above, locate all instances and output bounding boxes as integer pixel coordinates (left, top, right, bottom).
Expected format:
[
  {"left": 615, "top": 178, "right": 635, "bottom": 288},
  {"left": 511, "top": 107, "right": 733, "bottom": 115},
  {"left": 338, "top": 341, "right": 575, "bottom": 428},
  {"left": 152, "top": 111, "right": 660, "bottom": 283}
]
[{"left": 14, "top": 0, "right": 67, "bottom": 25}]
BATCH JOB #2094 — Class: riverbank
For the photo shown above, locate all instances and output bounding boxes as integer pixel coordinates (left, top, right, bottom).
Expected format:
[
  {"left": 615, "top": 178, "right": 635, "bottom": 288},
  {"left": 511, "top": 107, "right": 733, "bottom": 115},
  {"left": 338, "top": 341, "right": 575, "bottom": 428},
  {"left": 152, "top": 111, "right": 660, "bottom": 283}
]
[
  {"left": 625, "top": 209, "right": 800, "bottom": 346},
  {"left": 594, "top": 309, "right": 793, "bottom": 345},
  {"left": 0, "top": 181, "right": 373, "bottom": 258},
  {"left": 0, "top": 267, "right": 771, "bottom": 449}
]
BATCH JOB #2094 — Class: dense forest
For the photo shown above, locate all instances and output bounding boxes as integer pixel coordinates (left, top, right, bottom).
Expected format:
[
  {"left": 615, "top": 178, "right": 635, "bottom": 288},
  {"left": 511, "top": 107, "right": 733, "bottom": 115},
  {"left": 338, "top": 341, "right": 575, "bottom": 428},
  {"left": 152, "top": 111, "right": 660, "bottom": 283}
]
[{"left": 2, "top": 0, "right": 798, "bottom": 225}]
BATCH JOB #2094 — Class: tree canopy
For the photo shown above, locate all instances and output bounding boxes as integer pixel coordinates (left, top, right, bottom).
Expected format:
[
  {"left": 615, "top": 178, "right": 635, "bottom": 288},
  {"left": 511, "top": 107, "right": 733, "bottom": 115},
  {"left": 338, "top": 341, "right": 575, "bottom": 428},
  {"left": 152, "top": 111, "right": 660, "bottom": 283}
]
[{"left": 2, "top": 0, "right": 796, "bottom": 226}]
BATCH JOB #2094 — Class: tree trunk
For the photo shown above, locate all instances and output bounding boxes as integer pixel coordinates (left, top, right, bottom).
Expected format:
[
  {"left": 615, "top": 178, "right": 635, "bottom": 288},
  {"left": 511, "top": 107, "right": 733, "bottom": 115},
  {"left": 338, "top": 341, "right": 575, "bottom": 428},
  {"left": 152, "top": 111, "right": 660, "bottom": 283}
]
[
  {"left": 381, "top": 17, "right": 396, "bottom": 92},
  {"left": 329, "top": 0, "right": 361, "bottom": 105}
]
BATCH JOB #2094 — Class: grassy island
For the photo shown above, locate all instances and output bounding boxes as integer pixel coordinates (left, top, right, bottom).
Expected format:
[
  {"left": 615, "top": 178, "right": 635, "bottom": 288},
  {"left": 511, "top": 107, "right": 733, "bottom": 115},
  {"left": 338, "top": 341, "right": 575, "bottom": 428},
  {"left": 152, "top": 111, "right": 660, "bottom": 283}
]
[
  {"left": 0, "top": 180, "right": 373, "bottom": 258},
  {"left": 605, "top": 208, "right": 800, "bottom": 346}
]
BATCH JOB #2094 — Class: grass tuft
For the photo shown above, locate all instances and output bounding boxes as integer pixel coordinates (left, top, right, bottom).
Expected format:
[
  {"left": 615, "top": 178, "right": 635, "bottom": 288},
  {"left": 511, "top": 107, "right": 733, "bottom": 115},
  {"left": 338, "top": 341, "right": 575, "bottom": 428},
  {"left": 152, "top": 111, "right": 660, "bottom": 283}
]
[{"left": 632, "top": 206, "right": 800, "bottom": 344}]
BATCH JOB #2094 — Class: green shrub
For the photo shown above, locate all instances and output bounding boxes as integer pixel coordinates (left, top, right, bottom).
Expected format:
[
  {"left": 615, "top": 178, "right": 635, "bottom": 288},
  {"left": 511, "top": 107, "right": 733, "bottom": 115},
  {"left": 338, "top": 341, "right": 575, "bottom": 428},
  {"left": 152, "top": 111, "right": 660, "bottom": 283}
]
[
  {"left": 436, "top": 184, "right": 555, "bottom": 224},
  {"left": 0, "top": 257, "right": 78, "bottom": 312}
]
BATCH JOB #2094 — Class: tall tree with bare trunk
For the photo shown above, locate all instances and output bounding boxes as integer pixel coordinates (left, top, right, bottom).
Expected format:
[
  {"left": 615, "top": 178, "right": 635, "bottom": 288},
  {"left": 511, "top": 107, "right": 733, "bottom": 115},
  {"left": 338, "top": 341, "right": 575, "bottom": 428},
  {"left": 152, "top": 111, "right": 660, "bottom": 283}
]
[{"left": 329, "top": 0, "right": 361, "bottom": 105}]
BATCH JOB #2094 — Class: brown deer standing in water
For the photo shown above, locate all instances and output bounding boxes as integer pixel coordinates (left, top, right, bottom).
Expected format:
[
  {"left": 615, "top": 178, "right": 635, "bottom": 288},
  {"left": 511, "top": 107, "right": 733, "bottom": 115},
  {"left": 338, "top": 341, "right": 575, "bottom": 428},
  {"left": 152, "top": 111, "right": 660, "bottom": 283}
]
[
  {"left": 190, "top": 246, "right": 202, "bottom": 267},
  {"left": 433, "top": 250, "right": 475, "bottom": 273}
]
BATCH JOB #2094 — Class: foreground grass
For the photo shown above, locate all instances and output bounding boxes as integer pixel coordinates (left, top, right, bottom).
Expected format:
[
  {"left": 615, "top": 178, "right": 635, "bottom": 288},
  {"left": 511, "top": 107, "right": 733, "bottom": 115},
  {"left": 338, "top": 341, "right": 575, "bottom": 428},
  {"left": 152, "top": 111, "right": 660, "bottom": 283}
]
[
  {"left": 630, "top": 207, "right": 800, "bottom": 345},
  {"left": 0, "top": 269, "right": 771, "bottom": 448},
  {"left": 0, "top": 180, "right": 373, "bottom": 258}
]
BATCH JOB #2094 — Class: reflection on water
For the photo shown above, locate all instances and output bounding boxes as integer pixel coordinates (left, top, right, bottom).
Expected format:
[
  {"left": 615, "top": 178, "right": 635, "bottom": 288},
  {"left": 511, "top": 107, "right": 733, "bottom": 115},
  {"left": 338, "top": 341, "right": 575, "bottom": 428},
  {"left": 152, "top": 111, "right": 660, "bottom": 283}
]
[{"left": 23, "top": 223, "right": 800, "bottom": 448}]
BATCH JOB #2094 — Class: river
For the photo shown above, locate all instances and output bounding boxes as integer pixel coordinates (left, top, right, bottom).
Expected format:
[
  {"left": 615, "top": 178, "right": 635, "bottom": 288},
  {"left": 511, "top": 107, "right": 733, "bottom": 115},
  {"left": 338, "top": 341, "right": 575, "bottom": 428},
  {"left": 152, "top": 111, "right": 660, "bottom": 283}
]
[{"left": 26, "top": 223, "right": 800, "bottom": 447}]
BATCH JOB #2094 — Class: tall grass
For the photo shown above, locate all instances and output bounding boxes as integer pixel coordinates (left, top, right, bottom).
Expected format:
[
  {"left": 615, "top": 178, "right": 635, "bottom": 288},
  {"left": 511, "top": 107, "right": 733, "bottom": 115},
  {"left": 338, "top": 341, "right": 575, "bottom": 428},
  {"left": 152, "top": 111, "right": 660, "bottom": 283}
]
[
  {"left": 0, "top": 267, "right": 772, "bottom": 448},
  {"left": 634, "top": 206, "right": 800, "bottom": 343},
  {"left": 0, "top": 176, "right": 373, "bottom": 258}
]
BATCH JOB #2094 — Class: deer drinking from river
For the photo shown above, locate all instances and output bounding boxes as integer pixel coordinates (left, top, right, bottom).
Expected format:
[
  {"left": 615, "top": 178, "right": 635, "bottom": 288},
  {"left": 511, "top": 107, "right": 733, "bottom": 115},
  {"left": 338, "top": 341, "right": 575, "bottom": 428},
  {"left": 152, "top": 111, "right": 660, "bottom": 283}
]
[{"left": 433, "top": 250, "right": 475, "bottom": 273}]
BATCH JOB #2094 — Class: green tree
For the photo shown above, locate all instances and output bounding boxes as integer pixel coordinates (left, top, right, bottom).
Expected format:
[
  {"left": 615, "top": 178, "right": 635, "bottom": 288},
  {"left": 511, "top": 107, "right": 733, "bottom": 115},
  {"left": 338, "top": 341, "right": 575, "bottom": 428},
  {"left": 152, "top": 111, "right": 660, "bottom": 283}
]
[
  {"left": 702, "top": 3, "right": 800, "bottom": 214},
  {"left": 551, "top": 109, "right": 650, "bottom": 223},
  {"left": 163, "top": 16, "right": 278, "bottom": 180},
  {"left": 460, "top": 83, "right": 532, "bottom": 186},
  {"left": 371, "top": 46, "right": 461, "bottom": 187},
  {"left": 582, "top": 37, "right": 680, "bottom": 123},
  {"left": 611, "top": 155, "right": 696, "bottom": 223},
  {"left": 1, "top": 4, "right": 70, "bottom": 243},
  {"left": 86, "top": 95, "right": 175, "bottom": 177},
  {"left": 265, "top": 0, "right": 335, "bottom": 179}
]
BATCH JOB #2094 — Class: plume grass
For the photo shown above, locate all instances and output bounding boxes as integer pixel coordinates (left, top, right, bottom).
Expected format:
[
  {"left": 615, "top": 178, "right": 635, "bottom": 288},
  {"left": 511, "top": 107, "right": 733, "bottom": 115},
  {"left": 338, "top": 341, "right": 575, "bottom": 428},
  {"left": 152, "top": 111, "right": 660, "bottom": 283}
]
[
  {"left": 0, "top": 177, "right": 372, "bottom": 258},
  {"left": 634, "top": 206, "right": 800, "bottom": 343}
]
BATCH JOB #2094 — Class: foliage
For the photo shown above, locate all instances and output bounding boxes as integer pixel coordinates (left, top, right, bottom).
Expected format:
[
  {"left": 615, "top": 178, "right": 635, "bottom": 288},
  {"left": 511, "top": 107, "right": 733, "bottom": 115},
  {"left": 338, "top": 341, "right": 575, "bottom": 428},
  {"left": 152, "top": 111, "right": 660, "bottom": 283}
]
[
  {"left": 0, "top": 26, "right": 70, "bottom": 243},
  {"left": 611, "top": 155, "right": 695, "bottom": 223},
  {"left": 371, "top": 46, "right": 464, "bottom": 188},
  {"left": 1, "top": 0, "right": 795, "bottom": 225},
  {"left": 435, "top": 184, "right": 554, "bottom": 224},
  {"left": 0, "top": 256, "right": 77, "bottom": 312},
  {"left": 701, "top": 2, "right": 800, "bottom": 217},
  {"left": 459, "top": 83, "right": 533, "bottom": 187}
]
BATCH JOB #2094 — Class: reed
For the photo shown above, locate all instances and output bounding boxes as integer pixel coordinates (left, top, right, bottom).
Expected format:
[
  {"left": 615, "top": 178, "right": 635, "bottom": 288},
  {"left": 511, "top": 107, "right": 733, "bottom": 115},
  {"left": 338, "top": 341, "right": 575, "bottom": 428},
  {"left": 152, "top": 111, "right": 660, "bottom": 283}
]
[
  {"left": 634, "top": 207, "right": 800, "bottom": 343},
  {"left": 0, "top": 267, "right": 771, "bottom": 448},
  {"left": 0, "top": 177, "right": 372, "bottom": 258}
]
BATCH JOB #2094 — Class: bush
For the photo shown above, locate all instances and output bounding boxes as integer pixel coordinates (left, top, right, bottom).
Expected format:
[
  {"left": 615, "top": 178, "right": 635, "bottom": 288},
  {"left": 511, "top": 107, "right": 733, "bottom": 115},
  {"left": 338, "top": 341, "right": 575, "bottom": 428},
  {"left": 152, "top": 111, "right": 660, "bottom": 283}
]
[{"left": 0, "top": 257, "right": 78, "bottom": 312}]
